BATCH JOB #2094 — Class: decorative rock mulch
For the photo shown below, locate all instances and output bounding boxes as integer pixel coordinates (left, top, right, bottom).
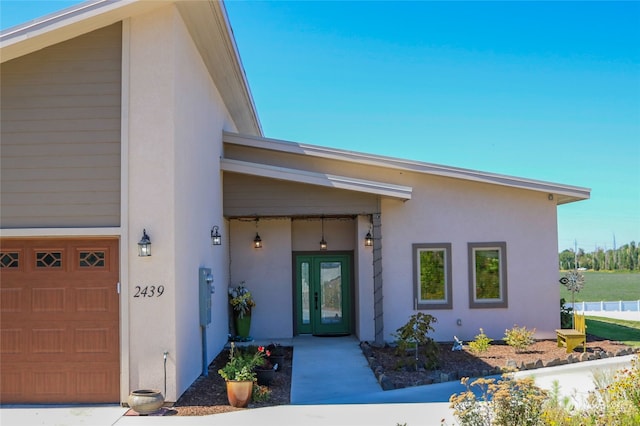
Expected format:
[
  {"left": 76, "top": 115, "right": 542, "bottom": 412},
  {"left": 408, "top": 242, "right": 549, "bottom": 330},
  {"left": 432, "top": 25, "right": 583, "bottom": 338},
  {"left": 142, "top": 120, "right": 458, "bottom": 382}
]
[{"left": 360, "top": 340, "right": 638, "bottom": 391}]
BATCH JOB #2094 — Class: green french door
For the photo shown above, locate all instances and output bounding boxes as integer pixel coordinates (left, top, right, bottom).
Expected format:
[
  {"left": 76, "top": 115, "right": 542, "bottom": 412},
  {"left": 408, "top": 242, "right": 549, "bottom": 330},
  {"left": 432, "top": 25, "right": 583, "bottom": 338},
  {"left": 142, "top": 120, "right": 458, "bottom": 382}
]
[{"left": 295, "top": 254, "right": 351, "bottom": 335}]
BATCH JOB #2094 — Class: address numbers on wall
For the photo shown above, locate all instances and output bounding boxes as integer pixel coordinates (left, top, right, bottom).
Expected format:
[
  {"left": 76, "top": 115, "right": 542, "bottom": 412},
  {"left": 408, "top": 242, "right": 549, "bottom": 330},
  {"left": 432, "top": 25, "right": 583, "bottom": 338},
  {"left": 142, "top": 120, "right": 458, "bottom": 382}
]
[{"left": 134, "top": 285, "right": 165, "bottom": 298}]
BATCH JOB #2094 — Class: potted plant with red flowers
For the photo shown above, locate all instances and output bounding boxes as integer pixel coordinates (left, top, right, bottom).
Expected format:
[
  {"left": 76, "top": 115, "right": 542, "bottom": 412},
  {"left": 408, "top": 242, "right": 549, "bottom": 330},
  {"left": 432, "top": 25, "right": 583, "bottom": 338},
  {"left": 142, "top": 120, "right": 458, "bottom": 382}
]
[
  {"left": 218, "top": 343, "right": 267, "bottom": 407},
  {"left": 252, "top": 346, "right": 276, "bottom": 386},
  {"left": 267, "top": 343, "right": 285, "bottom": 371}
]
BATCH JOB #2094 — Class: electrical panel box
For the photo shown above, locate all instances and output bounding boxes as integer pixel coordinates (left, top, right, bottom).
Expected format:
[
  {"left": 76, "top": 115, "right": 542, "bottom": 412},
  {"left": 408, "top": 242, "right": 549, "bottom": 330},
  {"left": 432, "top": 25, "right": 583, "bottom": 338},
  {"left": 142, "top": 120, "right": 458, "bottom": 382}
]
[{"left": 199, "top": 267, "right": 213, "bottom": 326}]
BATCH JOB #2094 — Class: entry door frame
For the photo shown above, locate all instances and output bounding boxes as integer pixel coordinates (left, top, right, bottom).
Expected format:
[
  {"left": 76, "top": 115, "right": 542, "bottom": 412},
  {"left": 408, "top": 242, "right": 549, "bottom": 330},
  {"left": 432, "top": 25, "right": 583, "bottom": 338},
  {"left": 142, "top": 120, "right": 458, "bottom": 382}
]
[{"left": 292, "top": 251, "right": 355, "bottom": 336}]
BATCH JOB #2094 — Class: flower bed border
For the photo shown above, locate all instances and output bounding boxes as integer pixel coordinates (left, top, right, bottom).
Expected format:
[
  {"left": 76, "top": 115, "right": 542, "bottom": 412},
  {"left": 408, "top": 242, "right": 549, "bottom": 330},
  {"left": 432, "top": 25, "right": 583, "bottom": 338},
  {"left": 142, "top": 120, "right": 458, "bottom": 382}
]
[{"left": 360, "top": 341, "right": 638, "bottom": 391}]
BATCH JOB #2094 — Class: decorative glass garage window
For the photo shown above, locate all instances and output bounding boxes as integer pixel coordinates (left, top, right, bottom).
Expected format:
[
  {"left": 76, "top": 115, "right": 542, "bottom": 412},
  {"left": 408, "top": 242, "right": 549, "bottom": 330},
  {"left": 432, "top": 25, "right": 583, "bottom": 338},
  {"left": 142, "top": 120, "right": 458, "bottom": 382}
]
[
  {"left": 413, "top": 243, "right": 452, "bottom": 309},
  {"left": 468, "top": 242, "right": 508, "bottom": 308}
]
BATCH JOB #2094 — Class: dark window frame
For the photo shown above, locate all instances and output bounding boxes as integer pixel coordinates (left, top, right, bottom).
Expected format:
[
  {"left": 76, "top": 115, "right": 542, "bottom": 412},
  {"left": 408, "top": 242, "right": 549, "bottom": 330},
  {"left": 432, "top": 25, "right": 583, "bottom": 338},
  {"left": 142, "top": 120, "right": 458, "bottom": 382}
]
[
  {"left": 468, "top": 242, "right": 508, "bottom": 309},
  {"left": 413, "top": 243, "right": 453, "bottom": 310}
]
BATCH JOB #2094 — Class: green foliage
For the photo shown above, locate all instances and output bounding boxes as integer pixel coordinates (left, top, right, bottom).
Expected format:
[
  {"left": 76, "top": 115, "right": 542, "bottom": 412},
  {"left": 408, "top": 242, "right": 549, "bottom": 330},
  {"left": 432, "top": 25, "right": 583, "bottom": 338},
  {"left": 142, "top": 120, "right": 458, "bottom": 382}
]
[
  {"left": 504, "top": 325, "right": 536, "bottom": 353},
  {"left": 449, "top": 375, "right": 547, "bottom": 426},
  {"left": 559, "top": 271, "right": 639, "bottom": 302},
  {"left": 474, "top": 249, "right": 501, "bottom": 299},
  {"left": 217, "top": 342, "right": 266, "bottom": 382},
  {"left": 468, "top": 328, "right": 493, "bottom": 354},
  {"left": 560, "top": 298, "right": 574, "bottom": 329},
  {"left": 251, "top": 384, "right": 271, "bottom": 402},
  {"left": 419, "top": 249, "right": 446, "bottom": 300},
  {"left": 392, "top": 312, "right": 439, "bottom": 370},
  {"left": 585, "top": 317, "right": 640, "bottom": 348},
  {"left": 451, "top": 355, "right": 640, "bottom": 426},
  {"left": 559, "top": 240, "right": 639, "bottom": 271}
]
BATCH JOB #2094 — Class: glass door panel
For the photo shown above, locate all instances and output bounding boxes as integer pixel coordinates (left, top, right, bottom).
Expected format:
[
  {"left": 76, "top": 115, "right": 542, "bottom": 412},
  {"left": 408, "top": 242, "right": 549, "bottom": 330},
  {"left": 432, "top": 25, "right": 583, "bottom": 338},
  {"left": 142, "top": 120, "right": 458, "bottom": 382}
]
[
  {"left": 295, "top": 254, "right": 351, "bottom": 336},
  {"left": 320, "top": 261, "right": 342, "bottom": 325}
]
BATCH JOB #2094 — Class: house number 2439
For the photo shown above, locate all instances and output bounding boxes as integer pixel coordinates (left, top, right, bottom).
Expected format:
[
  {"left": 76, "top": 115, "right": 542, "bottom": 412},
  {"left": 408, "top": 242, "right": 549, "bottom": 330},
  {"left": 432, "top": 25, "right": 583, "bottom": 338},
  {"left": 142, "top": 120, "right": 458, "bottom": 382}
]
[{"left": 134, "top": 285, "right": 165, "bottom": 298}]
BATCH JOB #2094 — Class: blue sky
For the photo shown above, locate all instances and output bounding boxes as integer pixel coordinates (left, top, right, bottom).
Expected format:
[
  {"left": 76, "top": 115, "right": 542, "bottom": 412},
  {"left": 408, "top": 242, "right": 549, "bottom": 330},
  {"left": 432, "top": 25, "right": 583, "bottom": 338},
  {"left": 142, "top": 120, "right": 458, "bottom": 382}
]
[{"left": 2, "top": 1, "right": 639, "bottom": 253}]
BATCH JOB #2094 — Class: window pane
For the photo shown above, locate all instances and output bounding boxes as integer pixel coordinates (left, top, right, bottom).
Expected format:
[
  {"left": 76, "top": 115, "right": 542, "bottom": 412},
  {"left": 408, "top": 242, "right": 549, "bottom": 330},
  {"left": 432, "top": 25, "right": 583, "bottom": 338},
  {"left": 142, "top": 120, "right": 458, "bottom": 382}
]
[
  {"left": 320, "top": 261, "right": 342, "bottom": 324},
  {"left": 419, "top": 249, "right": 446, "bottom": 301},
  {"left": 414, "top": 243, "right": 452, "bottom": 309},
  {"left": 301, "top": 262, "right": 310, "bottom": 325},
  {"left": 475, "top": 249, "right": 501, "bottom": 299}
]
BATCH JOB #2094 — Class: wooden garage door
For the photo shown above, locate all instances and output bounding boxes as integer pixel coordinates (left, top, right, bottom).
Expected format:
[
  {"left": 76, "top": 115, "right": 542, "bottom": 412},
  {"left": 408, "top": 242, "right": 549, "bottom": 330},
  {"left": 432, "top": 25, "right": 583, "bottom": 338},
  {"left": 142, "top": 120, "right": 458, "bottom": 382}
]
[{"left": 0, "top": 238, "right": 120, "bottom": 404}]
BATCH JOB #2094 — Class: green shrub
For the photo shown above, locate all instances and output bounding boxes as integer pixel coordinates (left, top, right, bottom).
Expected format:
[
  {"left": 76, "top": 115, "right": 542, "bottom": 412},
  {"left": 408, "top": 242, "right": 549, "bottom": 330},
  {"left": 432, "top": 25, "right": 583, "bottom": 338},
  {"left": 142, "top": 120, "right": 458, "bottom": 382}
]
[
  {"left": 468, "top": 328, "right": 493, "bottom": 353},
  {"left": 451, "top": 355, "right": 640, "bottom": 426},
  {"left": 392, "top": 312, "right": 439, "bottom": 370},
  {"left": 504, "top": 325, "right": 536, "bottom": 353},
  {"left": 252, "top": 383, "right": 271, "bottom": 402},
  {"left": 560, "top": 298, "right": 574, "bottom": 329}
]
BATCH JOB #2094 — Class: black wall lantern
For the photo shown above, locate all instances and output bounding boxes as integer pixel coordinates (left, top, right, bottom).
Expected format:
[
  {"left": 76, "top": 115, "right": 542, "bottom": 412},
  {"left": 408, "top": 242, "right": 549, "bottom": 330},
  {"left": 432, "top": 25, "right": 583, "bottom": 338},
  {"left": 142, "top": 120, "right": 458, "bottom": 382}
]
[
  {"left": 319, "top": 217, "right": 327, "bottom": 251},
  {"left": 364, "top": 231, "right": 373, "bottom": 247},
  {"left": 211, "top": 226, "right": 221, "bottom": 246},
  {"left": 253, "top": 218, "right": 262, "bottom": 249},
  {"left": 138, "top": 229, "right": 152, "bottom": 257},
  {"left": 253, "top": 233, "right": 262, "bottom": 249}
]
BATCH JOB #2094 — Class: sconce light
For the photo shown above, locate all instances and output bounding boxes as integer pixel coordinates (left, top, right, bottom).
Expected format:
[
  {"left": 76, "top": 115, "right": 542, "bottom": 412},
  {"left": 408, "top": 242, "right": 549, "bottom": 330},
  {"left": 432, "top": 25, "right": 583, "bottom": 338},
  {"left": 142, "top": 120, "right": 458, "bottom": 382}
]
[
  {"left": 253, "top": 218, "right": 262, "bottom": 249},
  {"left": 137, "top": 229, "right": 152, "bottom": 257},
  {"left": 319, "top": 217, "right": 327, "bottom": 251},
  {"left": 364, "top": 231, "right": 373, "bottom": 247},
  {"left": 211, "top": 226, "right": 221, "bottom": 246}
]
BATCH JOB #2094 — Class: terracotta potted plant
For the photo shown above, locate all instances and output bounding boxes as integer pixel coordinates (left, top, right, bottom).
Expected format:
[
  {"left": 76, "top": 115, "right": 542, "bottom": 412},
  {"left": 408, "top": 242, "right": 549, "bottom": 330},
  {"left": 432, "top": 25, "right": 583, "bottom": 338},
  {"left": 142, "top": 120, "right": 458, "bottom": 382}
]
[
  {"left": 217, "top": 342, "right": 266, "bottom": 407},
  {"left": 228, "top": 282, "right": 256, "bottom": 340}
]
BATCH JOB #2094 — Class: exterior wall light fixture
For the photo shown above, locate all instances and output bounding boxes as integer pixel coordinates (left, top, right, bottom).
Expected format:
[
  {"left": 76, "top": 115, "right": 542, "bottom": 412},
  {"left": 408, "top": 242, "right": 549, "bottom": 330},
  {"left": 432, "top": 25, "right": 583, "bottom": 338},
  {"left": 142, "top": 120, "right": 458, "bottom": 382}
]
[
  {"left": 253, "top": 218, "right": 262, "bottom": 249},
  {"left": 211, "top": 225, "right": 221, "bottom": 245},
  {"left": 319, "top": 216, "right": 327, "bottom": 251},
  {"left": 253, "top": 233, "right": 262, "bottom": 249},
  {"left": 138, "top": 229, "right": 152, "bottom": 257},
  {"left": 364, "top": 231, "right": 373, "bottom": 247}
]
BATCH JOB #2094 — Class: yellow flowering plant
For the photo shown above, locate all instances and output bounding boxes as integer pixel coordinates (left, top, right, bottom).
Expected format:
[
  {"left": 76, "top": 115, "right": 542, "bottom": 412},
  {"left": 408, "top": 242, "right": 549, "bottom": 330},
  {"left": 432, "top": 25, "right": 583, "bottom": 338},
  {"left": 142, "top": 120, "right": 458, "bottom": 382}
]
[{"left": 228, "top": 281, "right": 255, "bottom": 318}]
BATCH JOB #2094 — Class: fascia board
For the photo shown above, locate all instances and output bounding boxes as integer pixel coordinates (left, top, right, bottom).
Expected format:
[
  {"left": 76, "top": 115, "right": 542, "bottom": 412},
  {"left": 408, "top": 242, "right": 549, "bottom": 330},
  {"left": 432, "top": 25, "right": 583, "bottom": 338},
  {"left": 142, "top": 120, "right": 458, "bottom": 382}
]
[
  {"left": 1, "top": 0, "right": 158, "bottom": 63},
  {"left": 224, "top": 131, "right": 591, "bottom": 203},
  {"left": 221, "top": 158, "right": 412, "bottom": 200}
]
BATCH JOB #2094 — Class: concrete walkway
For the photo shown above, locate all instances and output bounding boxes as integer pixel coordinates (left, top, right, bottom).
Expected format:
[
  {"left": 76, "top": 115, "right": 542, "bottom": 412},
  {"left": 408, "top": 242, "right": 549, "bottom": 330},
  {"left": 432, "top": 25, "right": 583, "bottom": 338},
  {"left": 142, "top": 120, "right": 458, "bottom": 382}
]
[{"left": 1, "top": 332, "right": 637, "bottom": 426}]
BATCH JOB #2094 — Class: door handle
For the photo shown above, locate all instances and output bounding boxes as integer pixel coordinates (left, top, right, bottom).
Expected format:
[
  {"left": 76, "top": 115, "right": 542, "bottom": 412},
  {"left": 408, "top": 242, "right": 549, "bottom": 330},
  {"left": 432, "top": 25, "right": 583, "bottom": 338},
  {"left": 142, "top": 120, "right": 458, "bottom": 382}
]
[{"left": 314, "top": 292, "right": 318, "bottom": 310}]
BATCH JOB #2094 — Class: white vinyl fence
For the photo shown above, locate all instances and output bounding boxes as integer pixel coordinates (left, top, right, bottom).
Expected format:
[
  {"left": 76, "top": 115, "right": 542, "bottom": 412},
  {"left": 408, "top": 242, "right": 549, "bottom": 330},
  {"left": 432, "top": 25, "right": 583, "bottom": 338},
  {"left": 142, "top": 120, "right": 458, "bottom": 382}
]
[{"left": 568, "top": 300, "right": 640, "bottom": 312}]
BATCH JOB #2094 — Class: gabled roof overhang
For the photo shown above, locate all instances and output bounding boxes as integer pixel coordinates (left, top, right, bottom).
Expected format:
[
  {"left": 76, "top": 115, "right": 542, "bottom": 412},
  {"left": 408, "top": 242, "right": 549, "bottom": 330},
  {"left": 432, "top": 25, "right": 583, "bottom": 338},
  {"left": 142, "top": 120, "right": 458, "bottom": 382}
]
[
  {"left": 223, "top": 132, "right": 591, "bottom": 205},
  {"left": 0, "top": 0, "right": 262, "bottom": 136},
  {"left": 221, "top": 158, "right": 413, "bottom": 200}
]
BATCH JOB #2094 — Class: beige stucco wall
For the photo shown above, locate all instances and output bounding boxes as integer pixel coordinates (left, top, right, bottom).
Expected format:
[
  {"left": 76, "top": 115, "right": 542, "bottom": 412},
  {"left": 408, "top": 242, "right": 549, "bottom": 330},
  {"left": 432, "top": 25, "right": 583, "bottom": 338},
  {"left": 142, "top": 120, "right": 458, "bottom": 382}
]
[
  {"left": 126, "top": 4, "right": 236, "bottom": 402},
  {"left": 381, "top": 171, "right": 560, "bottom": 342},
  {"left": 229, "top": 218, "right": 294, "bottom": 338},
  {"left": 227, "top": 216, "right": 378, "bottom": 339}
]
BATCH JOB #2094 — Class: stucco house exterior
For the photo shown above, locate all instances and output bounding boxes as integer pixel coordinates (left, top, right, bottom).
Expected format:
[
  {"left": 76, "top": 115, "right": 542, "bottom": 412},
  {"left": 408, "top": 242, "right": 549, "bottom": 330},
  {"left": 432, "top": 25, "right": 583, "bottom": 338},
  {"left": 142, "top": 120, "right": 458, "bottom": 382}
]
[{"left": 0, "top": 0, "right": 590, "bottom": 405}]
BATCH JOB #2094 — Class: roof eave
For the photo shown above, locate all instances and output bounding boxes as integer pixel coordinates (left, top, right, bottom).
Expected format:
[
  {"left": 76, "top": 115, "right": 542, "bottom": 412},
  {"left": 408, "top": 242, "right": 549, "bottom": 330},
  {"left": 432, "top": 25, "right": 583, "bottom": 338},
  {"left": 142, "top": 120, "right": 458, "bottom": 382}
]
[
  {"left": 223, "top": 131, "right": 591, "bottom": 204},
  {"left": 221, "top": 158, "right": 413, "bottom": 200},
  {"left": 1, "top": 0, "right": 262, "bottom": 136}
]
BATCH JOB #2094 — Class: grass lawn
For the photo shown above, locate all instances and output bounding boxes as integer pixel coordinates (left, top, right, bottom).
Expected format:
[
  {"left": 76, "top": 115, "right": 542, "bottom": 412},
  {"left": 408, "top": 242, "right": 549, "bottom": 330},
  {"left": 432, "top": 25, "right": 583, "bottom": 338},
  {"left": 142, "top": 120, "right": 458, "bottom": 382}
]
[
  {"left": 560, "top": 271, "right": 640, "bottom": 302},
  {"left": 586, "top": 316, "right": 640, "bottom": 348}
]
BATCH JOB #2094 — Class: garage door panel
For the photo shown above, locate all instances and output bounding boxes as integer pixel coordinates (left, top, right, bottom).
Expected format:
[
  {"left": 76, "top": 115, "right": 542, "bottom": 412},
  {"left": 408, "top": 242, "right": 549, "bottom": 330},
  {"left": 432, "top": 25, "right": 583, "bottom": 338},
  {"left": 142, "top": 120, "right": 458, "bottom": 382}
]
[
  {"left": 0, "top": 238, "right": 119, "bottom": 403},
  {"left": 32, "top": 287, "right": 67, "bottom": 312},
  {"left": 0, "top": 328, "right": 24, "bottom": 354},
  {"left": 0, "top": 287, "right": 24, "bottom": 312}
]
